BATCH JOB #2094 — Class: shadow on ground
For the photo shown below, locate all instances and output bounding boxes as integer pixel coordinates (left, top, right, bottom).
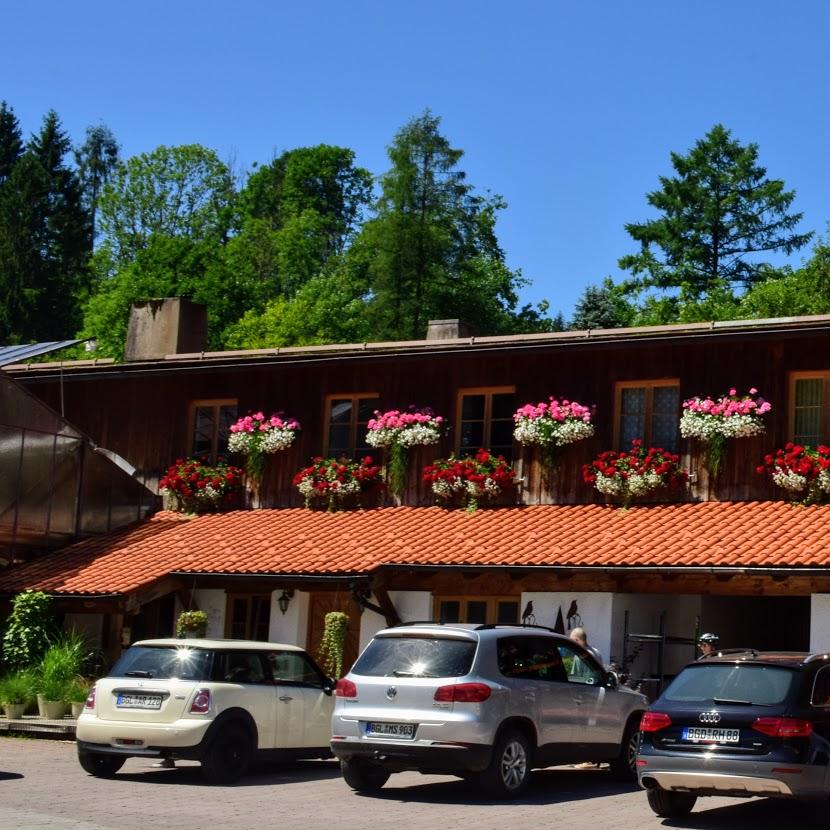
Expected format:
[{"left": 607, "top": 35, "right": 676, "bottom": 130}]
[
  {"left": 0, "top": 771, "right": 24, "bottom": 781},
  {"left": 658, "top": 797, "right": 830, "bottom": 830}
]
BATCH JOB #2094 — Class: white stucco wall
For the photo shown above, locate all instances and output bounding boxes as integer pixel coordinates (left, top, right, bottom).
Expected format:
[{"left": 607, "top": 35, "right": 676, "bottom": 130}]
[
  {"left": 190, "top": 589, "right": 227, "bottom": 638},
  {"left": 811, "top": 594, "right": 830, "bottom": 653},
  {"left": 519, "top": 592, "right": 613, "bottom": 664},
  {"left": 358, "top": 591, "right": 433, "bottom": 651},
  {"left": 269, "top": 590, "right": 310, "bottom": 647}
]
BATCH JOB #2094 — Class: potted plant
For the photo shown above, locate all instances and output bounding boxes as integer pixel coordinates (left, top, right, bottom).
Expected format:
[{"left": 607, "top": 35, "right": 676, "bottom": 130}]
[
  {"left": 422, "top": 448, "right": 517, "bottom": 512},
  {"left": 159, "top": 458, "right": 243, "bottom": 514},
  {"left": 67, "top": 677, "right": 92, "bottom": 717},
  {"left": 293, "top": 456, "right": 382, "bottom": 511},
  {"left": 583, "top": 440, "right": 688, "bottom": 509},
  {"left": 176, "top": 610, "right": 209, "bottom": 639},
  {"left": 513, "top": 396, "right": 595, "bottom": 469},
  {"left": 228, "top": 411, "right": 301, "bottom": 484},
  {"left": 365, "top": 407, "right": 444, "bottom": 497},
  {"left": 36, "top": 635, "right": 87, "bottom": 719},
  {"left": 0, "top": 669, "right": 36, "bottom": 719},
  {"left": 758, "top": 443, "right": 830, "bottom": 504}
]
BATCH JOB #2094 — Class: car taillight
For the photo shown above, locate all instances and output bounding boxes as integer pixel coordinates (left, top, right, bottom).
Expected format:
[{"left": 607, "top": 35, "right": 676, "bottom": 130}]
[
  {"left": 752, "top": 717, "right": 813, "bottom": 738},
  {"left": 640, "top": 712, "right": 672, "bottom": 732},
  {"left": 335, "top": 678, "right": 357, "bottom": 698},
  {"left": 83, "top": 686, "right": 96, "bottom": 711},
  {"left": 433, "top": 683, "right": 492, "bottom": 703},
  {"left": 190, "top": 689, "right": 212, "bottom": 714}
]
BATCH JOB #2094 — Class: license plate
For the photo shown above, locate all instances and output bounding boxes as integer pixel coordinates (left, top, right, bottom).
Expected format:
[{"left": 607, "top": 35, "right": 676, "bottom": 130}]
[
  {"left": 116, "top": 694, "right": 162, "bottom": 710},
  {"left": 366, "top": 721, "right": 416, "bottom": 739},
  {"left": 681, "top": 727, "right": 740, "bottom": 743}
]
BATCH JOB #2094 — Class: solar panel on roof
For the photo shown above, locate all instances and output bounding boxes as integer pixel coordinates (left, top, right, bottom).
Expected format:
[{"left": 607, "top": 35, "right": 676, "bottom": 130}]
[{"left": 0, "top": 340, "right": 83, "bottom": 366}]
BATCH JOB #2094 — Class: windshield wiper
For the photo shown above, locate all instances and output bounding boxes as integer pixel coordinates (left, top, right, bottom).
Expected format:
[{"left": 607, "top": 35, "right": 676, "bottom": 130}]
[
  {"left": 712, "top": 697, "right": 753, "bottom": 705},
  {"left": 125, "top": 670, "right": 154, "bottom": 678}
]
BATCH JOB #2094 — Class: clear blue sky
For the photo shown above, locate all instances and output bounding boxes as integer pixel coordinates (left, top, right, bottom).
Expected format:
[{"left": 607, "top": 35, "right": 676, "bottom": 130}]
[{"left": 4, "top": 1, "right": 829, "bottom": 319}]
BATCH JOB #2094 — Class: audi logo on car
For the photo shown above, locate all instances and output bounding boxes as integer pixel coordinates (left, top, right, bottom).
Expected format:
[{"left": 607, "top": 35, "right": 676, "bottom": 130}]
[
  {"left": 386, "top": 687, "right": 397, "bottom": 700},
  {"left": 699, "top": 710, "right": 721, "bottom": 724}
]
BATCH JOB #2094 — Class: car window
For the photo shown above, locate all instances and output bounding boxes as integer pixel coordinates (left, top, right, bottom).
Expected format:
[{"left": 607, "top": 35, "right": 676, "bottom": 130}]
[
  {"left": 498, "top": 636, "right": 568, "bottom": 683},
  {"left": 265, "top": 651, "right": 325, "bottom": 686},
  {"left": 109, "top": 646, "right": 212, "bottom": 681},
  {"left": 557, "top": 642, "right": 603, "bottom": 686},
  {"left": 811, "top": 666, "right": 830, "bottom": 707},
  {"left": 210, "top": 651, "right": 269, "bottom": 685},
  {"left": 352, "top": 636, "right": 476, "bottom": 678},
  {"left": 663, "top": 664, "right": 796, "bottom": 706}
]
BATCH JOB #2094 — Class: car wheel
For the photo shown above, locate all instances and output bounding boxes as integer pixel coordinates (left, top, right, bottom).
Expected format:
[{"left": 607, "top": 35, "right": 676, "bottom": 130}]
[
  {"left": 340, "top": 758, "right": 390, "bottom": 792},
  {"left": 609, "top": 718, "right": 640, "bottom": 781},
  {"left": 646, "top": 788, "right": 697, "bottom": 818},
  {"left": 200, "top": 723, "right": 253, "bottom": 785},
  {"left": 77, "top": 748, "right": 126, "bottom": 778},
  {"left": 479, "top": 728, "right": 532, "bottom": 799}
]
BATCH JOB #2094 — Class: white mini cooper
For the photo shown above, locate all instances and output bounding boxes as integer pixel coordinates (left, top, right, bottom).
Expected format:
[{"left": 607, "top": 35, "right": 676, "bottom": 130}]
[{"left": 76, "top": 638, "right": 336, "bottom": 784}]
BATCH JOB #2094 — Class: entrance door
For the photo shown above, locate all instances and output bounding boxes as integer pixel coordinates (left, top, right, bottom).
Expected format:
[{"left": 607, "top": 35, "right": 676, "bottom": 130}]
[{"left": 307, "top": 592, "right": 361, "bottom": 676}]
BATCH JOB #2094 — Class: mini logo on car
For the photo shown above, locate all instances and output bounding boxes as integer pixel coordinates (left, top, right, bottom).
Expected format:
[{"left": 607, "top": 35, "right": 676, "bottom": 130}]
[
  {"left": 386, "top": 687, "right": 397, "bottom": 700},
  {"left": 699, "top": 710, "right": 721, "bottom": 723}
]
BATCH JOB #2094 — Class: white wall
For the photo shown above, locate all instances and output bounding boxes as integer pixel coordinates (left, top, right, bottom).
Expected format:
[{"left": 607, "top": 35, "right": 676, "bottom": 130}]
[
  {"left": 269, "top": 590, "right": 310, "bottom": 647},
  {"left": 811, "top": 594, "right": 830, "bottom": 653},
  {"left": 359, "top": 591, "right": 433, "bottom": 651},
  {"left": 610, "top": 593, "right": 701, "bottom": 678},
  {"left": 520, "top": 592, "right": 613, "bottom": 664},
  {"left": 191, "top": 589, "right": 227, "bottom": 638}
]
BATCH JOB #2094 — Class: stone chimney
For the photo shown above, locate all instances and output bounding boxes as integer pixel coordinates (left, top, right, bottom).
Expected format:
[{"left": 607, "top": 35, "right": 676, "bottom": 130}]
[
  {"left": 124, "top": 298, "right": 208, "bottom": 361},
  {"left": 425, "top": 319, "right": 475, "bottom": 340}
]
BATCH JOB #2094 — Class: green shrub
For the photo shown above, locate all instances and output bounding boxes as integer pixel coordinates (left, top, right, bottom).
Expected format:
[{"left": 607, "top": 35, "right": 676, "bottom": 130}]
[
  {"left": 0, "top": 670, "right": 37, "bottom": 706},
  {"left": 2, "top": 591, "right": 56, "bottom": 670},
  {"left": 38, "top": 633, "right": 88, "bottom": 702}
]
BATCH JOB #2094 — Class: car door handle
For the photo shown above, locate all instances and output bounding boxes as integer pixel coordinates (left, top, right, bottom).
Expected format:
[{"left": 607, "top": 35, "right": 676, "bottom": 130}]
[
  {"left": 573, "top": 698, "right": 583, "bottom": 705},
  {"left": 279, "top": 695, "right": 293, "bottom": 702}
]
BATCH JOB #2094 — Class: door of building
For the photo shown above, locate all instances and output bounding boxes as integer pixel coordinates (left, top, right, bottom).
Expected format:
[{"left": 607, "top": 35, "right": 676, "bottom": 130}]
[{"left": 306, "top": 592, "right": 362, "bottom": 676}]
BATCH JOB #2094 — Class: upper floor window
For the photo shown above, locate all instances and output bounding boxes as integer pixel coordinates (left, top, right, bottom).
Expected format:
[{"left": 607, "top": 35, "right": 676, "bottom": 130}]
[
  {"left": 191, "top": 399, "right": 237, "bottom": 462},
  {"left": 615, "top": 381, "right": 679, "bottom": 453},
  {"left": 435, "top": 595, "right": 519, "bottom": 625},
  {"left": 791, "top": 373, "right": 830, "bottom": 445},
  {"left": 457, "top": 387, "right": 516, "bottom": 460},
  {"left": 325, "top": 394, "right": 378, "bottom": 459}
]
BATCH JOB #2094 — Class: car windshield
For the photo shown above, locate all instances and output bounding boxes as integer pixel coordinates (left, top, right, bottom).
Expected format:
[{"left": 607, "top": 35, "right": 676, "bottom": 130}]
[
  {"left": 351, "top": 636, "right": 476, "bottom": 678},
  {"left": 109, "top": 646, "right": 213, "bottom": 681},
  {"left": 662, "top": 664, "right": 796, "bottom": 706}
]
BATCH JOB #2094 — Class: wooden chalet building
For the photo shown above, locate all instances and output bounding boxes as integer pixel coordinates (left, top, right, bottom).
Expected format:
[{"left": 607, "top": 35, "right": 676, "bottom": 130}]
[{"left": 4, "top": 300, "right": 830, "bottom": 686}]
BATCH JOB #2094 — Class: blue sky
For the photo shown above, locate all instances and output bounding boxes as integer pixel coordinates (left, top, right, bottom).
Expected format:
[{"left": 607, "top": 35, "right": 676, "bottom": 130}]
[{"left": 3, "top": 1, "right": 829, "bottom": 319}]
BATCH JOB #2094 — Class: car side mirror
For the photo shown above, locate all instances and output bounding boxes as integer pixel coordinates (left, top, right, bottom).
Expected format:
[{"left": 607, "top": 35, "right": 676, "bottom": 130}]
[
  {"left": 605, "top": 670, "right": 619, "bottom": 689},
  {"left": 323, "top": 678, "right": 336, "bottom": 696}
]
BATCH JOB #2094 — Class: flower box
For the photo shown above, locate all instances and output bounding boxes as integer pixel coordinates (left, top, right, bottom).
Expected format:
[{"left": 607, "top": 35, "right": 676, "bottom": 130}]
[
  {"left": 159, "top": 458, "right": 243, "bottom": 514},
  {"left": 758, "top": 444, "right": 830, "bottom": 504},
  {"left": 422, "top": 449, "right": 517, "bottom": 512},
  {"left": 228, "top": 411, "right": 301, "bottom": 482},
  {"left": 293, "top": 456, "right": 382, "bottom": 511}
]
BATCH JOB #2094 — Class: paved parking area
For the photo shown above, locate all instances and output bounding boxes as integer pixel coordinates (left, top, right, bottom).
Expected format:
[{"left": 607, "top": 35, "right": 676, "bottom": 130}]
[{"left": 1, "top": 737, "right": 829, "bottom": 830}]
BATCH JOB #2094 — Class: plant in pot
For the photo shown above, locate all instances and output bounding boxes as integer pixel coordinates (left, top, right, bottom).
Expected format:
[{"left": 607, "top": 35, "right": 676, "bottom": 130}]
[
  {"left": 317, "top": 612, "right": 349, "bottom": 678},
  {"left": 0, "top": 669, "right": 36, "bottom": 719},
  {"left": 67, "top": 676, "right": 92, "bottom": 717},
  {"left": 176, "top": 610, "right": 209, "bottom": 639},
  {"left": 37, "top": 634, "right": 87, "bottom": 719}
]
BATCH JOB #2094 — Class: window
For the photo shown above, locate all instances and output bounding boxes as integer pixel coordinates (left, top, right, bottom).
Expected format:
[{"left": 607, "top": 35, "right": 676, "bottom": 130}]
[
  {"left": 264, "top": 650, "right": 325, "bottom": 686},
  {"left": 812, "top": 666, "right": 830, "bottom": 707},
  {"left": 435, "top": 596, "right": 519, "bottom": 625},
  {"left": 211, "top": 651, "right": 268, "bottom": 684},
  {"left": 191, "top": 399, "right": 237, "bottom": 462},
  {"left": 615, "top": 381, "right": 679, "bottom": 452},
  {"left": 497, "top": 636, "right": 568, "bottom": 682},
  {"left": 325, "top": 394, "right": 378, "bottom": 459},
  {"left": 791, "top": 373, "right": 830, "bottom": 445},
  {"left": 225, "top": 594, "right": 271, "bottom": 641},
  {"left": 557, "top": 641, "right": 603, "bottom": 686},
  {"left": 457, "top": 387, "right": 516, "bottom": 460}
]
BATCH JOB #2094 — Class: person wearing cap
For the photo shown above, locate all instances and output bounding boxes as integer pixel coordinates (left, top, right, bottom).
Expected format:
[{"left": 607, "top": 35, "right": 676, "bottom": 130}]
[{"left": 698, "top": 632, "right": 720, "bottom": 659}]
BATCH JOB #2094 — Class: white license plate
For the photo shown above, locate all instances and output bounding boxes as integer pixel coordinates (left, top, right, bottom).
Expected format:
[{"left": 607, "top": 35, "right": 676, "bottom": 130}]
[
  {"left": 366, "top": 721, "right": 416, "bottom": 739},
  {"left": 116, "top": 694, "right": 162, "bottom": 710},
  {"left": 681, "top": 727, "right": 740, "bottom": 743}
]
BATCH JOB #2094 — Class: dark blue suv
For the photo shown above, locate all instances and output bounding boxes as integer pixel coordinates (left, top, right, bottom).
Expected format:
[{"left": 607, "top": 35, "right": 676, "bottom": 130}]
[{"left": 637, "top": 651, "right": 830, "bottom": 818}]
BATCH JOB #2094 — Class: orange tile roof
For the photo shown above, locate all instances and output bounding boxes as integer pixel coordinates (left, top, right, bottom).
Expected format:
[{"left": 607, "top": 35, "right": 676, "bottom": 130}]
[{"left": 1, "top": 501, "right": 829, "bottom": 597}]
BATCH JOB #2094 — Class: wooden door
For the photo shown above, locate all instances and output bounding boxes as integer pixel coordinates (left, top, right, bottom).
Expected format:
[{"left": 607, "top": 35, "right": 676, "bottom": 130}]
[{"left": 307, "top": 592, "right": 361, "bottom": 676}]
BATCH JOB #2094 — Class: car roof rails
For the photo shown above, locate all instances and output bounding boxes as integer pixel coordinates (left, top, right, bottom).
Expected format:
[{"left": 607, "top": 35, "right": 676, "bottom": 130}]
[
  {"left": 392, "top": 620, "right": 444, "bottom": 627},
  {"left": 475, "top": 623, "right": 560, "bottom": 634}
]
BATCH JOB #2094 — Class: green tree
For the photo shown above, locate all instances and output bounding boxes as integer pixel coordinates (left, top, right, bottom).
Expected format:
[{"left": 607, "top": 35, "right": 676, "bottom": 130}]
[
  {"left": 0, "top": 101, "right": 23, "bottom": 185},
  {"left": 570, "top": 278, "right": 635, "bottom": 330},
  {"left": 359, "top": 111, "right": 547, "bottom": 340},
  {"left": 74, "top": 123, "right": 120, "bottom": 246},
  {"left": 620, "top": 125, "right": 812, "bottom": 303},
  {"left": 96, "top": 144, "right": 235, "bottom": 269}
]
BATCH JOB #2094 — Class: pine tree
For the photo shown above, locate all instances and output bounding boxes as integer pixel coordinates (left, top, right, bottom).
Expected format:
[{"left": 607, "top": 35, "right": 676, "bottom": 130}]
[
  {"left": 0, "top": 101, "right": 23, "bottom": 186},
  {"left": 75, "top": 124, "right": 119, "bottom": 247}
]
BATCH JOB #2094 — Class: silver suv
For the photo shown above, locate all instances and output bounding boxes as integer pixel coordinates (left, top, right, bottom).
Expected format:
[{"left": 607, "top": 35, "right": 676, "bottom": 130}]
[{"left": 331, "top": 623, "right": 647, "bottom": 798}]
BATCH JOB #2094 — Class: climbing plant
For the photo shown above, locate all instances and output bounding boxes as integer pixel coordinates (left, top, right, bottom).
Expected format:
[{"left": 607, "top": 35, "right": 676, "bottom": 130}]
[
  {"left": 2, "top": 591, "right": 57, "bottom": 671},
  {"left": 317, "top": 611, "right": 349, "bottom": 678}
]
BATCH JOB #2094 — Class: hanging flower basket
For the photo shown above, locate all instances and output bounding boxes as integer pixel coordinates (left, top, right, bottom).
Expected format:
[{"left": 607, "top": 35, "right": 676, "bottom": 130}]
[
  {"left": 365, "top": 408, "right": 444, "bottom": 497},
  {"left": 583, "top": 440, "right": 687, "bottom": 509},
  {"left": 422, "top": 449, "right": 517, "bottom": 512},
  {"left": 513, "top": 397, "right": 595, "bottom": 469},
  {"left": 680, "top": 388, "right": 771, "bottom": 478},
  {"left": 758, "top": 444, "right": 830, "bottom": 504},
  {"left": 175, "top": 610, "right": 209, "bottom": 639},
  {"left": 160, "top": 458, "right": 243, "bottom": 514},
  {"left": 228, "top": 411, "right": 301, "bottom": 482},
  {"left": 293, "top": 456, "right": 382, "bottom": 511},
  {"left": 317, "top": 611, "right": 349, "bottom": 678}
]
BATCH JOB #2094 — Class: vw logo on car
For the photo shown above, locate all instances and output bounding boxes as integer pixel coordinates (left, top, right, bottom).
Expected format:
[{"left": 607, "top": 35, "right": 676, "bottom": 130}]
[
  {"left": 698, "top": 710, "right": 721, "bottom": 724},
  {"left": 385, "top": 687, "right": 397, "bottom": 700}
]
